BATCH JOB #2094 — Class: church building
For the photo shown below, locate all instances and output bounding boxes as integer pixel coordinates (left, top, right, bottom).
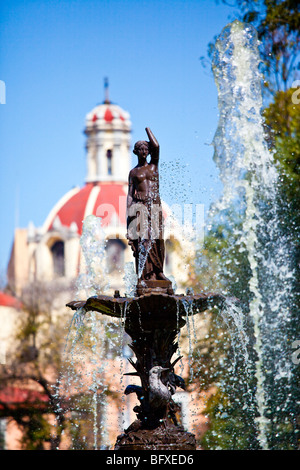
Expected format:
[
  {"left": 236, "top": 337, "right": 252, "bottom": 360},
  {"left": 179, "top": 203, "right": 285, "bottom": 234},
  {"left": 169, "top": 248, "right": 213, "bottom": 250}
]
[{"left": 7, "top": 83, "right": 192, "bottom": 297}]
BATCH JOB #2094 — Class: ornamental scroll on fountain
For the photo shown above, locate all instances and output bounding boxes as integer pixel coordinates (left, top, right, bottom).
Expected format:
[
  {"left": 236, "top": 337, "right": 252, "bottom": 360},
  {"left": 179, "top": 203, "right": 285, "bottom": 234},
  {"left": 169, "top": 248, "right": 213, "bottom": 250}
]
[{"left": 67, "top": 128, "right": 225, "bottom": 450}]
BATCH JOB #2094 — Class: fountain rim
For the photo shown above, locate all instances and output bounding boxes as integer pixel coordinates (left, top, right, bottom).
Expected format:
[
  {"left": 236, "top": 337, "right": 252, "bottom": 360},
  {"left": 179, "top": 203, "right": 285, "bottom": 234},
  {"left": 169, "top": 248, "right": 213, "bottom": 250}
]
[{"left": 66, "top": 291, "right": 226, "bottom": 320}]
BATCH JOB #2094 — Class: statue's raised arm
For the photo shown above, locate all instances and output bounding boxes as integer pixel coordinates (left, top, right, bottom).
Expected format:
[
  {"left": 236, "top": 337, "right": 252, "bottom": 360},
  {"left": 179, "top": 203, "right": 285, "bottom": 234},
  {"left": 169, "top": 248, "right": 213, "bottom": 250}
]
[{"left": 145, "top": 127, "right": 159, "bottom": 165}]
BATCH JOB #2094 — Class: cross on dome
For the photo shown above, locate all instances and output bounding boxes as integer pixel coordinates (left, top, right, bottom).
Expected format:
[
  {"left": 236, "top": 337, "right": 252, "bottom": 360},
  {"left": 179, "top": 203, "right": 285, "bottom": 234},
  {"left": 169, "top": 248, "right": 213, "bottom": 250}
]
[{"left": 104, "top": 77, "right": 110, "bottom": 104}]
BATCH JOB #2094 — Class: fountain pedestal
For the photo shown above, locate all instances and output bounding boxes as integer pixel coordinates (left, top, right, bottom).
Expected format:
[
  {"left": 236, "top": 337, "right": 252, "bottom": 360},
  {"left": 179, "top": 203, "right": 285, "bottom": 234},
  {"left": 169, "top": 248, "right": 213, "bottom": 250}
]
[
  {"left": 136, "top": 279, "right": 174, "bottom": 296},
  {"left": 67, "top": 290, "right": 224, "bottom": 450},
  {"left": 66, "top": 126, "right": 226, "bottom": 449},
  {"left": 114, "top": 420, "right": 196, "bottom": 451}
]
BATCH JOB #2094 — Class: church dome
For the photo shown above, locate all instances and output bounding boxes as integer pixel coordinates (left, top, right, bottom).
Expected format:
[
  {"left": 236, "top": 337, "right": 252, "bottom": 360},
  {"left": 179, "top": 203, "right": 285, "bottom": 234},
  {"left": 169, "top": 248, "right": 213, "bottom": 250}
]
[
  {"left": 42, "top": 81, "right": 131, "bottom": 238},
  {"left": 85, "top": 79, "right": 131, "bottom": 134},
  {"left": 85, "top": 102, "right": 131, "bottom": 133},
  {"left": 42, "top": 182, "right": 127, "bottom": 235}
]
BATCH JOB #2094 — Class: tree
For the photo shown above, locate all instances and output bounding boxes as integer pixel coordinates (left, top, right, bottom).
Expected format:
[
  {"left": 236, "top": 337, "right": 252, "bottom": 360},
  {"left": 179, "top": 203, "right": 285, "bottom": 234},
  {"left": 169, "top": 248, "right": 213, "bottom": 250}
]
[
  {"left": 0, "top": 281, "right": 70, "bottom": 449},
  {"left": 215, "top": 0, "right": 300, "bottom": 97},
  {"left": 264, "top": 86, "right": 300, "bottom": 229}
]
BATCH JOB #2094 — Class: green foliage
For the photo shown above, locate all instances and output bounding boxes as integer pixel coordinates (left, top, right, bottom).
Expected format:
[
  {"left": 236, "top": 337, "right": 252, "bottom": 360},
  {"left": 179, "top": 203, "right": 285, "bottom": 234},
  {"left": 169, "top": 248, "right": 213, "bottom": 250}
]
[
  {"left": 263, "top": 86, "right": 300, "bottom": 451},
  {"left": 217, "top": 1, "right": 300, "bottom": 94},
  {"left": 20, "top": 413, "right": 51, "bottom": 451},
  {"left": 201, "top": 390, "right": 259, "bottom": 450},
  {"left": 264, "top": 87, "right": 300, "bottom": 235}
]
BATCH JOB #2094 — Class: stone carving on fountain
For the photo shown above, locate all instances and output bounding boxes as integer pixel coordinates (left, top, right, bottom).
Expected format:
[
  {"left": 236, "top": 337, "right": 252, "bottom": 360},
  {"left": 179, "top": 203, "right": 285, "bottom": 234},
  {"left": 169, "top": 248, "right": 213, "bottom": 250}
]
[{"left": 67, "top": 128, "right": 225, "bottom": 450}]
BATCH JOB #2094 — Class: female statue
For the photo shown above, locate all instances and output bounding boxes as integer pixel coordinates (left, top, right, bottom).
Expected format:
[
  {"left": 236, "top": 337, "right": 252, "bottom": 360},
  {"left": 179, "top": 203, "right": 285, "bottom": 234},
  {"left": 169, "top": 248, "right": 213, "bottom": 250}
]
[{"left": 126, "top": 128, "right": 169, "bottom": 283}]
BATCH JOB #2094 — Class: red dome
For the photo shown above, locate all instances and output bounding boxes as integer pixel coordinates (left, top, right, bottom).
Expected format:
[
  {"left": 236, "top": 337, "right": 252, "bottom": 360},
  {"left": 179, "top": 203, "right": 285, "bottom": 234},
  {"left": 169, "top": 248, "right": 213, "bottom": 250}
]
[
  {"left": 85, "top": 102, "right": 131, "bottom": 132},
  {"left": 43, "top": 182, "right": 127, "bottom": 235},
  {"left": 0, "top": 291, "right": 22, "bottom": 308}
]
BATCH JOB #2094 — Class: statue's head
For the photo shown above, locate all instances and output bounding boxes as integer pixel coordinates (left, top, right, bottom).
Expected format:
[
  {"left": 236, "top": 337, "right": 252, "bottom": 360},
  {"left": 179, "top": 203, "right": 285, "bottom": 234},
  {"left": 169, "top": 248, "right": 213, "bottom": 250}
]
[{"left": 133, "top": 140, "right": 150, "bottom": 158}]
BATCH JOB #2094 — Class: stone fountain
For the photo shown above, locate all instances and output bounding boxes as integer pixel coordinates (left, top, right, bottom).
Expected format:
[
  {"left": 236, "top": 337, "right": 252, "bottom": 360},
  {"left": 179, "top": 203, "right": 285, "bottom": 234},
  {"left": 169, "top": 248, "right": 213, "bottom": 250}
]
[{"left": 67, "top": 127, "right": 225, "bottom": 450}]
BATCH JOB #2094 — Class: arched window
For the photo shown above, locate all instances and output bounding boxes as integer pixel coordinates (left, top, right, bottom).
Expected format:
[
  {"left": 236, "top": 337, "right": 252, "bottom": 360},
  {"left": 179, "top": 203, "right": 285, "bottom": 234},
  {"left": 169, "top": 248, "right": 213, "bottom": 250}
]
[
  {"left": 107, "top": 149, "right": 112, "bottom": 175},
  {"left": 51, "top": 241, "right": 65, "bottom": 277},
  {"left": 106, "top": 239, "right": 125, "bottom": 273}
]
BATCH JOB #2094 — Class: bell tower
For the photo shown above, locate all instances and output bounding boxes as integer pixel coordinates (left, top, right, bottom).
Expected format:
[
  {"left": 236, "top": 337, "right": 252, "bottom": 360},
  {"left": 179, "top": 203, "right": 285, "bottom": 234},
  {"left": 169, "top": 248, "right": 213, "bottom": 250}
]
[{"left": 84, "top": 79, "right": 132, "bottom": 184}]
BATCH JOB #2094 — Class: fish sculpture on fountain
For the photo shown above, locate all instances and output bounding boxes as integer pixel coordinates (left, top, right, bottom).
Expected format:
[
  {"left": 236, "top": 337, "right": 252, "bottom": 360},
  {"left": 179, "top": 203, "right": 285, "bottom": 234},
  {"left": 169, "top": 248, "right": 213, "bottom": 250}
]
[{"left": 67, "top": 127, "right": 225, "bottom": 450}]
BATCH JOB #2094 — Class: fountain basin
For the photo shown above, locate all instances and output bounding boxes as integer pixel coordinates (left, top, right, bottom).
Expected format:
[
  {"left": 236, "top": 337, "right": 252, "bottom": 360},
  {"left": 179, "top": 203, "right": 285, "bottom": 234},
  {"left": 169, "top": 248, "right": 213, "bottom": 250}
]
[
  {"left": 66, "top": 291, "right": 225, "bottom": 334},
  {"left": 66, "top": 290, "right": 225, "bottom": 449}
]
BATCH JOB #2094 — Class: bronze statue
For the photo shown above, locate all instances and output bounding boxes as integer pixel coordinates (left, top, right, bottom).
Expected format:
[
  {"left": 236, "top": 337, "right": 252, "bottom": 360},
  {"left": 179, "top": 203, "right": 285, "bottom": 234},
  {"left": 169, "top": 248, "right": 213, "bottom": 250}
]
[{"left": 126, "top": 127, "right": 170, "bottom": 290}]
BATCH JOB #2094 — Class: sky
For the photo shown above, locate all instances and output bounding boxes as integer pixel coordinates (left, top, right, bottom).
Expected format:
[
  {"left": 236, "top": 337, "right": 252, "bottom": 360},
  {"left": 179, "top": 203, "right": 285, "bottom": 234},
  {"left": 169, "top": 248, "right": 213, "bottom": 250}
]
[{"left": 0, "top": 0, "right": 240, "bottom": 276}]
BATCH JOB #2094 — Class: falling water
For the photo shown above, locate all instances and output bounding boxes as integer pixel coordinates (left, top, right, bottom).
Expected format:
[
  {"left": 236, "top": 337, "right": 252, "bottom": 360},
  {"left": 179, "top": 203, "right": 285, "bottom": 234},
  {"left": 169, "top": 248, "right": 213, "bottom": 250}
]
[
  {"left": 219, "top": 298, "right": 251, "bottom": 376},
  {"left": 76, "top": 214, "right": 110, "bottom": 297},
  {"left": 59, "top": 215, "right": 127, "bottom": 449},
  {"left": 209, "top": 20, "right": 298, "bottom": 449},
  {"left": 123, "top": 262, "right": 137, "bottom": 296}
]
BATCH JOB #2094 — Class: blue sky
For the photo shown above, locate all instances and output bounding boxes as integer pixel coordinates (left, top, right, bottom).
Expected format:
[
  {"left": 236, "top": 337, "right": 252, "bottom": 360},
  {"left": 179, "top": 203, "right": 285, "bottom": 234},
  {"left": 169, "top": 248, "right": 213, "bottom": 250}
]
[{"left": 0, "top": 0, "right": 239, "bottom": 276}]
